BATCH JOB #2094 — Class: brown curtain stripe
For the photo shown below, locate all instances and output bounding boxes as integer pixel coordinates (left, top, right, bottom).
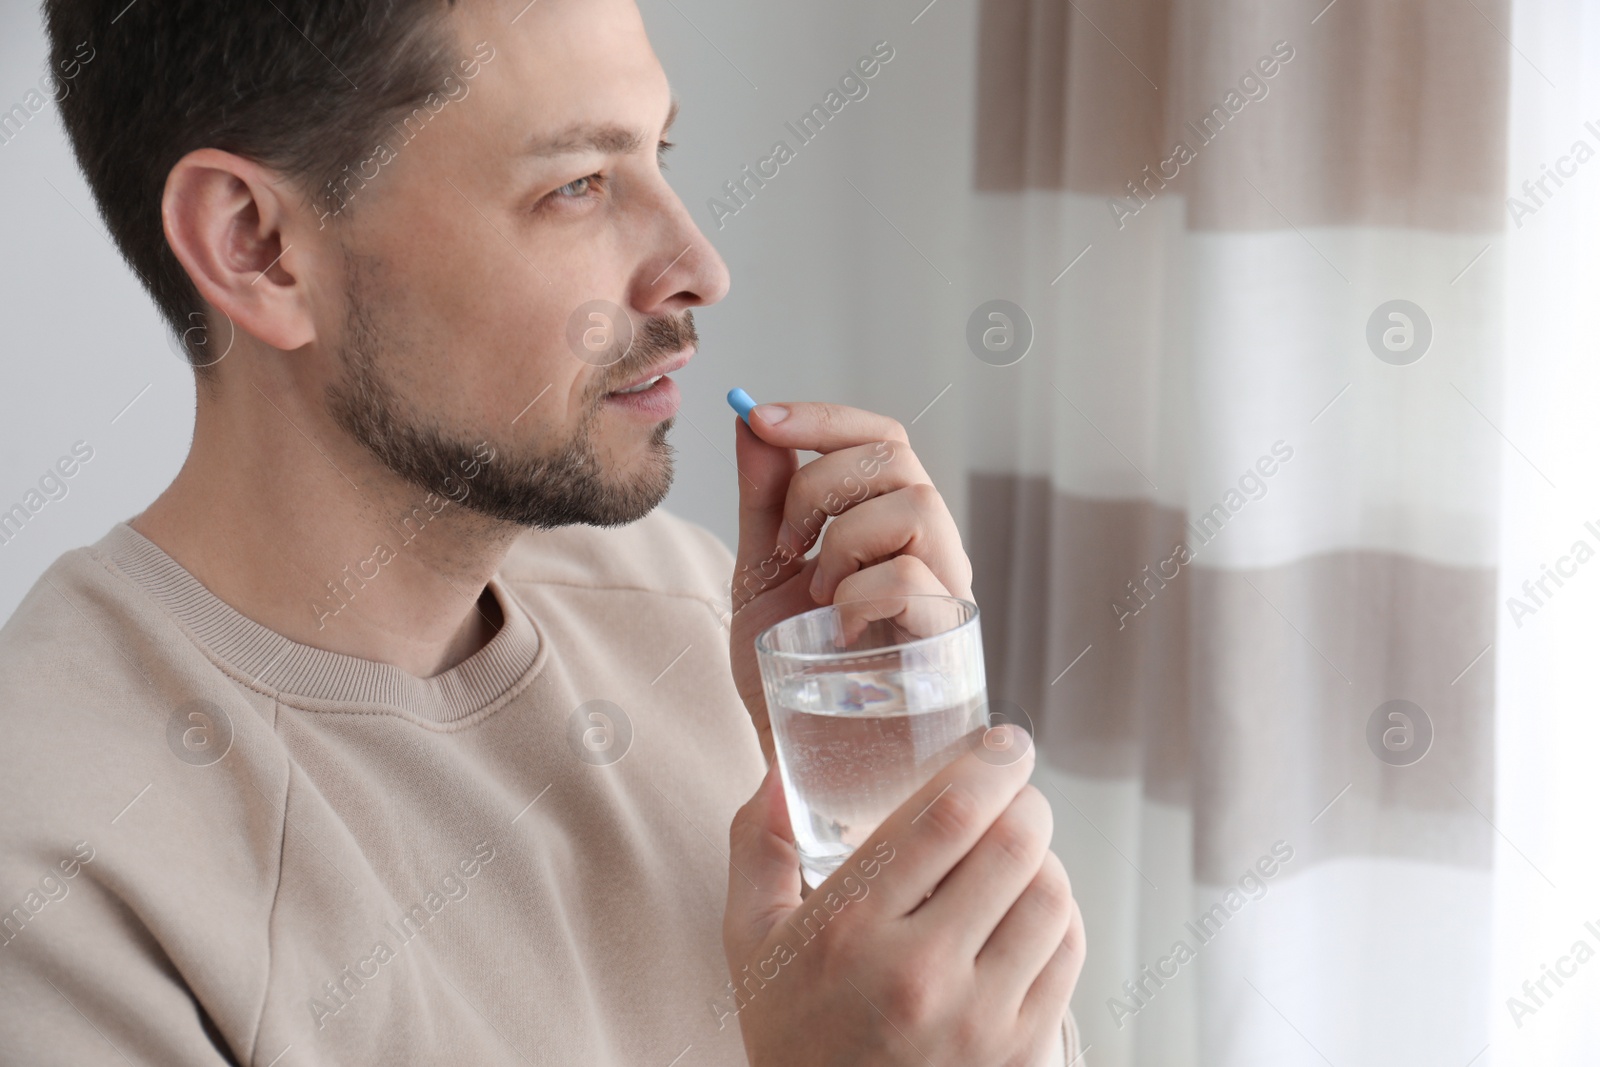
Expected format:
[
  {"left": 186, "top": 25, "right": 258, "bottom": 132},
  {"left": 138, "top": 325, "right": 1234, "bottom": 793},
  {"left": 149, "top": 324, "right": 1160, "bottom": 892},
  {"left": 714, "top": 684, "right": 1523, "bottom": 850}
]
[
  {"left": 975, "top": 0, "right": 1510, "bottom": 231},
  {"left": 970, "top": 473, "right": 1496, "bottom": 882}
]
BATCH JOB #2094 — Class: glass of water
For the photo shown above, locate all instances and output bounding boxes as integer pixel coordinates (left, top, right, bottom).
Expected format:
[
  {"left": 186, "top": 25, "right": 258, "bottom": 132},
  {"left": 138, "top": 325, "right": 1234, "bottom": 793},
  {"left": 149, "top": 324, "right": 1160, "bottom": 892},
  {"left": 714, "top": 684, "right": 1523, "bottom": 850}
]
[{"left": 755, "top": 594, "right": 996, "bottom": 889}]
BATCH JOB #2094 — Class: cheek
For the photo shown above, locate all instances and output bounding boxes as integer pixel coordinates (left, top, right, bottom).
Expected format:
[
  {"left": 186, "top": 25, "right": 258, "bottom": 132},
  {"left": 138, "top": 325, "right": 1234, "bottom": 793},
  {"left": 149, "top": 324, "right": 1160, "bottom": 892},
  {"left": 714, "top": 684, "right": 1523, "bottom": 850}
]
[
  {"left": 399, "top": 255, "right": 591, "bottom": 422},
  {"left": 353, "top": 169, "right": 623, "bottom": 427}
]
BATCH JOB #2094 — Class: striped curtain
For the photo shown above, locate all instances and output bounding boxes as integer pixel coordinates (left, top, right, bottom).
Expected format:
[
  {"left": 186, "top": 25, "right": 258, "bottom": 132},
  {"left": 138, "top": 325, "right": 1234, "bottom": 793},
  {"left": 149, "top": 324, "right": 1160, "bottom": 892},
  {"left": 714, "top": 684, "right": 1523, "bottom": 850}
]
[{"left": 962, "top": 1, "right": 1507, "bottom": 1062}]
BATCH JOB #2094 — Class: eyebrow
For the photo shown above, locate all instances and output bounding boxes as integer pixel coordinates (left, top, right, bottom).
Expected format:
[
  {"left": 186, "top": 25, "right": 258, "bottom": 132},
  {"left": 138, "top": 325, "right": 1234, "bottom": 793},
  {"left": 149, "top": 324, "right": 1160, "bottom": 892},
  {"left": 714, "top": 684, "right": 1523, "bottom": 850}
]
[{"left": 521, "top": 97, "right": 679, "bottom": 159}]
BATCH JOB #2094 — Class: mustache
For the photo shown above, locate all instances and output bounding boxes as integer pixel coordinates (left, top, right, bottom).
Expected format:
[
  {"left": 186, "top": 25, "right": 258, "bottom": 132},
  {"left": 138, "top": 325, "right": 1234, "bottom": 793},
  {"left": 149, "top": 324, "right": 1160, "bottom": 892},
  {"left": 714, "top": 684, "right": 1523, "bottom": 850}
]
[{"left": 603, "top": 311, "right": 697, "bottom": 392}]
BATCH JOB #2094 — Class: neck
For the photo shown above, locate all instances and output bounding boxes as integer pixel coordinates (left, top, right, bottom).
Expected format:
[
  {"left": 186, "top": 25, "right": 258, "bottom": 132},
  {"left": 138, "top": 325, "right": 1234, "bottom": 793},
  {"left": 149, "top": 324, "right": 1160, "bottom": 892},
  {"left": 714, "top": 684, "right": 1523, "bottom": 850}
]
[{"left": 131, "top": 370, "right": 522, "bottom": 678}]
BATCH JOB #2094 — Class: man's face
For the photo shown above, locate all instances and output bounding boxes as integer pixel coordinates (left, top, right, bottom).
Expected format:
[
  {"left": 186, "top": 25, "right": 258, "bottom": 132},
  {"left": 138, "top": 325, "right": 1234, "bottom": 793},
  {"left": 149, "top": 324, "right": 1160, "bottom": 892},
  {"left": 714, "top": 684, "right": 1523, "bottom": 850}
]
[{"left": 308, "top": 0, "right": 729, "bottom": 529}]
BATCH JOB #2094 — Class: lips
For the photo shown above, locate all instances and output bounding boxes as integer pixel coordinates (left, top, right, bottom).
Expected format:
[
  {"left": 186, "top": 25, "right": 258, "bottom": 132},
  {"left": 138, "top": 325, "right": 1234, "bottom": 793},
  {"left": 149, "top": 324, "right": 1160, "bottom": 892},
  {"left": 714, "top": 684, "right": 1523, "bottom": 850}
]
[{"left": 608, "top": 349, "right": 694, "bottom": 394}]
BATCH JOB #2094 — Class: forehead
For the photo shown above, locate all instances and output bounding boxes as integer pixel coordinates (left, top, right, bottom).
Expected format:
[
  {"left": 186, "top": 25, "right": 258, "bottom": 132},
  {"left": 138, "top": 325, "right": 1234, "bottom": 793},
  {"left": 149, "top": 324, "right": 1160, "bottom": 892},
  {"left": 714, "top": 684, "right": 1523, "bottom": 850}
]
[{"left": 446, "top": 0, "right": 671, "bottom": 142}]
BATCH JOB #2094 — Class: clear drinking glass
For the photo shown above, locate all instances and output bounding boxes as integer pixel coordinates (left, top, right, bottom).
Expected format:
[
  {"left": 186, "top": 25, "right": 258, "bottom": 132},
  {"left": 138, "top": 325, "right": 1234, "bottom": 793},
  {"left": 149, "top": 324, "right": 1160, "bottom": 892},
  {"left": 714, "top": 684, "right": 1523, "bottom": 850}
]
[{"left": 755, "top": 594, "right": 993, "bottom": 889}]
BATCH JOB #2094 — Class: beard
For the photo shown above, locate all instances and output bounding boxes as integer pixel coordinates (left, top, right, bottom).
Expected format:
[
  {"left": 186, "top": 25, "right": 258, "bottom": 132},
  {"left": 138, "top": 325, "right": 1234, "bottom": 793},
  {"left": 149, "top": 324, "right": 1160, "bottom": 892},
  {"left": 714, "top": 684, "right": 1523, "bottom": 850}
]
[{"left": 325, "top": 254, "right": 696, "bottom": 530}]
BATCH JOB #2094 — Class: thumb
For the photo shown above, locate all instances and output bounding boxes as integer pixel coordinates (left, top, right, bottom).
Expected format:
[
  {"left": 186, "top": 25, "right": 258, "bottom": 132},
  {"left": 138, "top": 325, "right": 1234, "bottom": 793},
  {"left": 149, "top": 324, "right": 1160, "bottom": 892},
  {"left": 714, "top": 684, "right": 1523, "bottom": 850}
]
[{"left": 724, "top": 758, "right": 802, "bottom": 963}]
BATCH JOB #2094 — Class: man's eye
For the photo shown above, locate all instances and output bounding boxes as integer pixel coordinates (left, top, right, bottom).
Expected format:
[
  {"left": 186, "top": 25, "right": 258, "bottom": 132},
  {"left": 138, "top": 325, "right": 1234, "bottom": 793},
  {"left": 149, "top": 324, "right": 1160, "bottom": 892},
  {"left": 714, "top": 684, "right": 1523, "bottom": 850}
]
[
  {"left": 555, "top": 174, "right": 602, "bottom": 199},
  {"left": 544, "top": 141, "right": 674, "bottom": 209}
]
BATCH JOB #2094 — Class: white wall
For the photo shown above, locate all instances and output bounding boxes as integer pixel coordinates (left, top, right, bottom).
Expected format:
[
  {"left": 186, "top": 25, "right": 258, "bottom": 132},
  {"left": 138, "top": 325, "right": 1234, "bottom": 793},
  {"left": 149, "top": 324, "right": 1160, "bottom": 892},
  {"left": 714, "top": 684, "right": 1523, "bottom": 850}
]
[{"left": 0, "top": 0, "right": 194, "bottom": 619}]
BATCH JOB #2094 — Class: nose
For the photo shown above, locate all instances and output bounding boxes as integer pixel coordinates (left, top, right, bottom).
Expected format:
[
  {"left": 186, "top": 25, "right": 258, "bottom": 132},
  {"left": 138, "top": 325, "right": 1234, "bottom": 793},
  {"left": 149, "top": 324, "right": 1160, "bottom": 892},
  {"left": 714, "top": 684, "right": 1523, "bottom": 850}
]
[{"left": 630, "top": 185, "right": 732, "bottom": 318}]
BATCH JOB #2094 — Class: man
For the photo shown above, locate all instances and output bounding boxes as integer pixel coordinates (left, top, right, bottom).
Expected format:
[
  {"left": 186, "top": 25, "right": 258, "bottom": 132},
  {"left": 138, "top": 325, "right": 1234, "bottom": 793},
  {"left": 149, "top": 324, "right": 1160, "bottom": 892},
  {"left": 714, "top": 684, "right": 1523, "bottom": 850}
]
[{"left": 1, "top": 0, "right": 1084, "bottom": 1062}]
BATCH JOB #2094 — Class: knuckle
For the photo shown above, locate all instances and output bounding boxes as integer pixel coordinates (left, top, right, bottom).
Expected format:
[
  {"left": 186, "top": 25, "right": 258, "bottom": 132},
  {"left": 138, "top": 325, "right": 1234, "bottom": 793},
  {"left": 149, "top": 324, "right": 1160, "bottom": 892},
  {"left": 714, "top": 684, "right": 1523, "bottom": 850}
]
[
  {"left": 994, "top": 826, "right": 1039, "bottom": 872},
  {"left": 988, "top": 811, "right": 1039, "bottom": 869},
  {"left": 883, "top": 956, "right": 941, "bottom": 1025},
  {"left": 1047, "top": 847, "right": 1074, "bottom": 901},
  {"left": 921, "top": 781, "right": 982, "bottom": 840},
  {"left": 904, "top": 480, "right": 943, "bottom": 511},
  {"left": 814, "top": 404, "right": 844, "bottom": 438},
  {"left": 1029, "top": 852, "right": 1075, "bottom": 918},
  {"left": 890, "top": 553, "right": 931, "bottom": 582}
]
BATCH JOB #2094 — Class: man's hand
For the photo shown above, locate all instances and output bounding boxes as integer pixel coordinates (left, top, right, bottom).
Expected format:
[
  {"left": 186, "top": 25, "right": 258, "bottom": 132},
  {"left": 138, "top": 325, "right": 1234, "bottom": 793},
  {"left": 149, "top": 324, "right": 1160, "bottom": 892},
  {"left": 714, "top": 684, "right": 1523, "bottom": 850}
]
[
  {"left": 728, "top": 402, "right": 973, "bottom": 764},
  {"left": 723, "top": 727, "right": 1087, "bottom": 1065}
]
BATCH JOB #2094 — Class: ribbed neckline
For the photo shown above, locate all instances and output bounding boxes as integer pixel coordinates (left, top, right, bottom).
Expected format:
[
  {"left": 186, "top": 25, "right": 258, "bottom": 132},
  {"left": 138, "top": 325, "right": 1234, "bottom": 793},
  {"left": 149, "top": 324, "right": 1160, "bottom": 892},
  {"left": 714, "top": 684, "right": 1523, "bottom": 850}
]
[{"left": 95, "top": 521, "right": 545, "bottom": 724}]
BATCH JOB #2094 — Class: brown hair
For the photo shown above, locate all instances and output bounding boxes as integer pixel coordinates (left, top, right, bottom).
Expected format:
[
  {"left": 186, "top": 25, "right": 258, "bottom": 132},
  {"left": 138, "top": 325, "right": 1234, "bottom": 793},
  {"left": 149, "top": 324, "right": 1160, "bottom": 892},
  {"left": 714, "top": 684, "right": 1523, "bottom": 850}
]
[{"left": 42, "top": 0, "right": 463, "bottom": 377}]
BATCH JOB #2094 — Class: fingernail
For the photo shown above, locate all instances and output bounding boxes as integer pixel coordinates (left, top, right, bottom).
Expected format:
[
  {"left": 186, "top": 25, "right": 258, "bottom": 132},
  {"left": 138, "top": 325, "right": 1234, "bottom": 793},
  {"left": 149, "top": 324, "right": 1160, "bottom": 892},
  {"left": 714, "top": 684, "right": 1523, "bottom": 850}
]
[
  {"left": 753, "top": 404, "right": 788, "bottom": 424},
  {"left": 808, "top": 568, "right": 825, "bottom": 600}
]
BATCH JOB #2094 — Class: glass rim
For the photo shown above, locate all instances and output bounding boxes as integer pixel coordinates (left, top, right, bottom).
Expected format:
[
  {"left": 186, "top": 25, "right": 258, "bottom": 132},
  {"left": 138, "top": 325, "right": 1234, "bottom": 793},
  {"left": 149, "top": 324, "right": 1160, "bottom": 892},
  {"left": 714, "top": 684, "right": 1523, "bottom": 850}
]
[{"left": 753, "top": 593, "right": 980, "bottom": 664}]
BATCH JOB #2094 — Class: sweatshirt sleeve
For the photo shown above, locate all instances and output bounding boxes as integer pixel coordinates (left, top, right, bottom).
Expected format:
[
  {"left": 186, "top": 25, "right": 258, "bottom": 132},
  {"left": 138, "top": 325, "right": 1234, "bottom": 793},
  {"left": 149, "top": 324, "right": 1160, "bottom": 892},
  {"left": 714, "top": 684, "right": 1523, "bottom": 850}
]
[
  {"left": 1035, "top": 1004, "right": 1083, "bottom": 1066},
  {"left": 0, "top": 850, "right": 245, "bottom": 1066},
  {"left": 1063, "top": 1004, "right": 1083, "bottom": 1064},
  {"left": 0, "top": 701, "right": 286, "bottom": 1067},
  {"left": 0, "top": 565, "right": 288, "bottom": 1066}
]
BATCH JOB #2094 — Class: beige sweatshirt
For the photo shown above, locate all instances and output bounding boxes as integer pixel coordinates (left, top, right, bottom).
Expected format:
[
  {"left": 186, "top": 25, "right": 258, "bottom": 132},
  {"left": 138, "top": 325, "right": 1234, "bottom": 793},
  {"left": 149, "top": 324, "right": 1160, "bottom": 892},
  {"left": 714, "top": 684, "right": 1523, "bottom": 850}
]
[{"left": 0, "top": 507, "right": 1080, "bottom": 1065}]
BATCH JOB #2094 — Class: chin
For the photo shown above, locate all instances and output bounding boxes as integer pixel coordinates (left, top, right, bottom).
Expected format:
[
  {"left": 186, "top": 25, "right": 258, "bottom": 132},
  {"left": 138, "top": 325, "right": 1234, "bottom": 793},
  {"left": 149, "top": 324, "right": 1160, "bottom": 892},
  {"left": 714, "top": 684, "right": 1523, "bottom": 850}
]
[
  {"left": 620, "top": 430, "right": 676, "bottom": 507},
  {"left": 585, "top": 428, "right": 677, "bottom": 526}
]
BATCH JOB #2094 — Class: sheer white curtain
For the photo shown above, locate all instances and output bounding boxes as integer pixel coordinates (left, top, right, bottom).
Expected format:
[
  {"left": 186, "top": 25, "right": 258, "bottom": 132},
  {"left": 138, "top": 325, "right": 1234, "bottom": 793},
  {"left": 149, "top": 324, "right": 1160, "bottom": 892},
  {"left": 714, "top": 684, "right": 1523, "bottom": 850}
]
[
  {"left": 1492, "top": 2, "right": 1600, "bottom": 1063},
  {"left": 957, "top": 1, "right": 1510, "bottom": 1064}
]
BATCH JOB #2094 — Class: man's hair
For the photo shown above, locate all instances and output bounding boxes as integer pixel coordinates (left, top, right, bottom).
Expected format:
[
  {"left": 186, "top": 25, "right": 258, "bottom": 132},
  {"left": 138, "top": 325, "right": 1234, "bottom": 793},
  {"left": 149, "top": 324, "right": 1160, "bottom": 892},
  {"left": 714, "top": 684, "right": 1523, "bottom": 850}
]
[{"left": 42, "top": 0, "right": 461, "bottom": 377}]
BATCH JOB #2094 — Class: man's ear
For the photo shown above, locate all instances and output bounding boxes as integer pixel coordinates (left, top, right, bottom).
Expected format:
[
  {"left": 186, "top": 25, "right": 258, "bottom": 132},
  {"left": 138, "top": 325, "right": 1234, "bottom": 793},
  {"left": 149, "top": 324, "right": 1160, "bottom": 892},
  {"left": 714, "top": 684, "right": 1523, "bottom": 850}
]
[{"left": 161, "top": 148, "right": 319, "bottom": 355}]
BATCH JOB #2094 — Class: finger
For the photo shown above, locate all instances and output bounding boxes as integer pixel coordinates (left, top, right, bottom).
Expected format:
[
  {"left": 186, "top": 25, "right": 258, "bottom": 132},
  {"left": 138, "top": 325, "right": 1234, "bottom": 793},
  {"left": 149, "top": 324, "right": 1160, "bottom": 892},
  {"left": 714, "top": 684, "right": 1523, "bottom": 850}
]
[
  {"left": 912, "top": 785, "right": 1054, "bottom": 961},
  {"left": 972, "top": 846, "right": 1074, "bottom": 994},
  {"left": 1018, "top": 888, "right": 1086, "bottom": 1032},
  {"left": 746, "top": 401, "right": 910, "bottom": 457},
  {"left": 845, "top": 726, "right": 1036, "bottom": 921},
  {"left": 732, "top": 415, "right": 803, "bottom": 611},
  {"left": 809, "top": 484, "right": 973, "bottom": 608},
  {"left": 775, "top": 438, "right": 923, "bottom": 557},
  {"left": 724, "top": 759, "right": 804, "bottom": 964},
  {"left": 828, "top": 554, "right": 952, "bottom": 648}
]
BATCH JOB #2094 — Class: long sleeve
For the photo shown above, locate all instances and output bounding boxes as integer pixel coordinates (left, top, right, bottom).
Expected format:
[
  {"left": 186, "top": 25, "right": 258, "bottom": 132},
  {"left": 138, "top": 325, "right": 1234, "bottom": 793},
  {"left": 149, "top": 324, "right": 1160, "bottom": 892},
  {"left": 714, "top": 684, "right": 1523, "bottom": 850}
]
[
  {"left": 1041, "top": 1005, "right": 1084, "bottom": 1067},
  {"left": 1063, "top": 1004, "right": 1083, "bottom": 1064}
]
